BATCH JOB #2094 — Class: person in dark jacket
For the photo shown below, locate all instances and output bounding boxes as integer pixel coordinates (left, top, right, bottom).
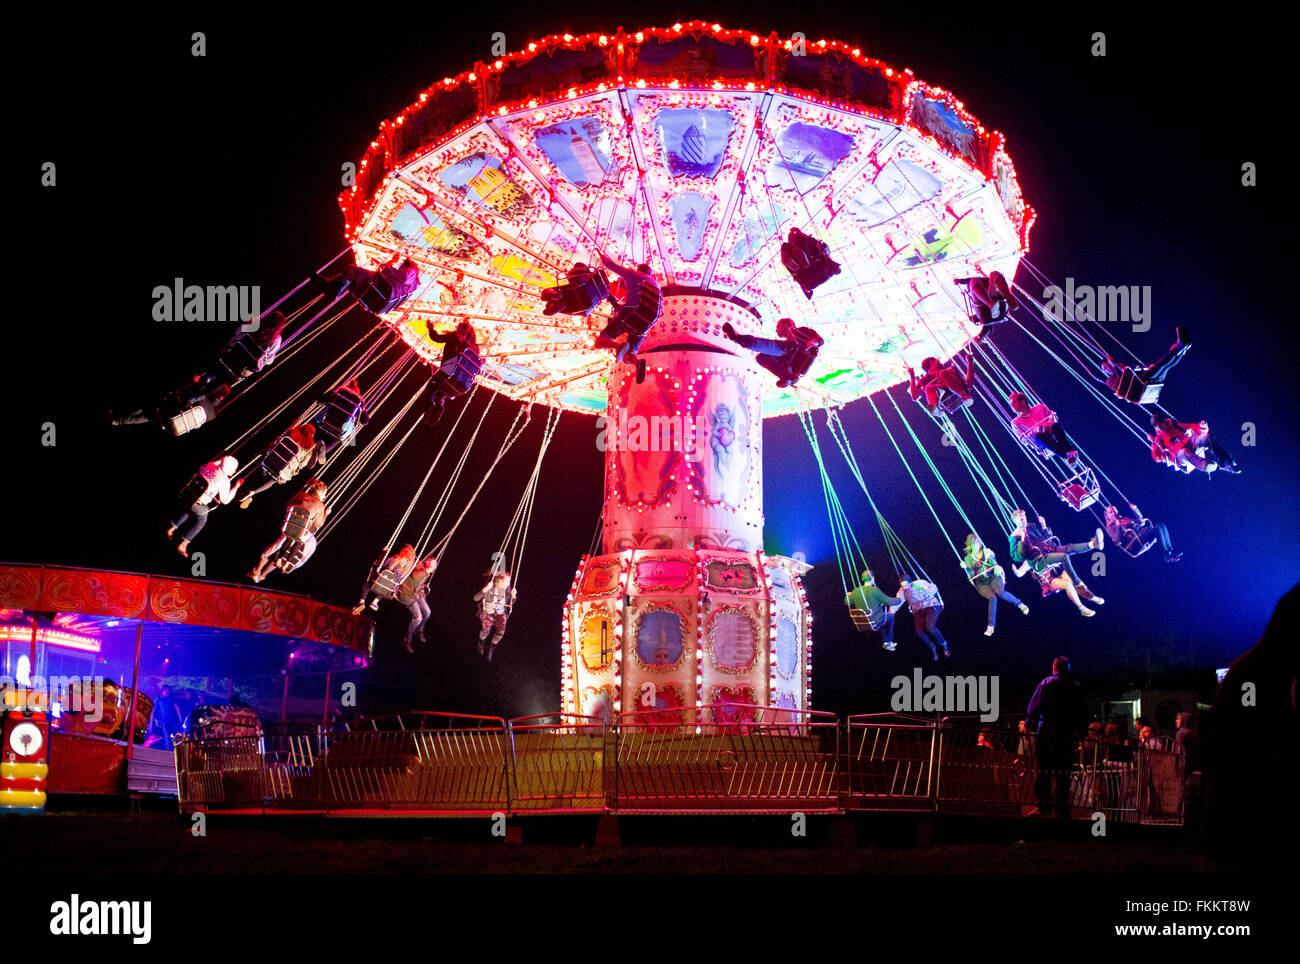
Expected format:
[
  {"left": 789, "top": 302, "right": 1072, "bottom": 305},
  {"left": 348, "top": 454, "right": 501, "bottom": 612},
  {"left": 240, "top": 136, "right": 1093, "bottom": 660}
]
[
  {"left": 721, "top": 318, "right": 824, "bottom": 388},
  {"left": 1024, "top": 656, "right": 1087, "bottom": 817},
  {"left": 1099, "top": 327, "right": 1191, "bottom": 402},
  {"left": 424, "top": 321, "right": 480, "bottom": 424},
  {"left": 319, "top": 254, "right": 422, "bottom": 315},
  {"left": 1008, "top": 509, "right": 1104, "bottom": 611},
  {"left": 195, "top": 311, "right": 289, "bottom": 390},
  {"left": 780, "top": 227, "right": 841, "bottom": 299},
  {"left": 112, "top": 382, "right": 233, "bottom": 435},
  {"left": 541, "top": 262, "right": 610, "bottom": 317},
  {"left": 593, "top": 255, "right": 662, "bottom": 366},
  {"left": 1203, "top": 585, "right": 1300, "bottom": 867}
]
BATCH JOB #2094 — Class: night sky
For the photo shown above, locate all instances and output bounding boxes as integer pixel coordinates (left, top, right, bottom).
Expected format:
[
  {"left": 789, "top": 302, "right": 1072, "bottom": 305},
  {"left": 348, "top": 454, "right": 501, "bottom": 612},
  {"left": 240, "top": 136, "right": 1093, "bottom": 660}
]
[{"left": 10, "top": 3, "right": 1295, "bottom": 725}]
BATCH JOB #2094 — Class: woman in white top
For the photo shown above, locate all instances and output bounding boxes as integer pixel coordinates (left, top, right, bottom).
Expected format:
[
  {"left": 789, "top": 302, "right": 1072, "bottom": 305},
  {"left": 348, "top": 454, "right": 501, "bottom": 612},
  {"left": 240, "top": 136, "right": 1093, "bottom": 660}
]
[{"left": 167, "top": 455, "right": 241, "bottom": 557}]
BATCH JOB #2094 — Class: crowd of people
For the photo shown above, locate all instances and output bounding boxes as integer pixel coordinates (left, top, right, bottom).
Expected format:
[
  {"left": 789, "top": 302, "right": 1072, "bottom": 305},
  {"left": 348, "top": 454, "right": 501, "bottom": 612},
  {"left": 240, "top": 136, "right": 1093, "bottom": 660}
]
[{"left": 993, "top": 656, "right": 1204, "bottom": 818}]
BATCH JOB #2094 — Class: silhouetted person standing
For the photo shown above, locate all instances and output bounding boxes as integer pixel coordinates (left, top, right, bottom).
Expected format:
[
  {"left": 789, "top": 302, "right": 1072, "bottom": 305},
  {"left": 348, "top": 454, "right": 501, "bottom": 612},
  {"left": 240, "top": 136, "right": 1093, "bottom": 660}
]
[
  {"left": 1025, "top": 656, "right": 1086, "bottom": 817},
  {"left": 1203, "top": 585, "right": 1299, "bottom": 866}
]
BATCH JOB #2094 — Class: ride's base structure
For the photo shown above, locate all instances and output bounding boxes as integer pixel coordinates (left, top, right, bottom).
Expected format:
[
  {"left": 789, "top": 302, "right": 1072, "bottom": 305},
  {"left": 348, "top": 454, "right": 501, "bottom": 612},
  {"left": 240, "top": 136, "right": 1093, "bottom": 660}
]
[{"left": 173, "top": 710, "right": 1188, "bottom": 825}]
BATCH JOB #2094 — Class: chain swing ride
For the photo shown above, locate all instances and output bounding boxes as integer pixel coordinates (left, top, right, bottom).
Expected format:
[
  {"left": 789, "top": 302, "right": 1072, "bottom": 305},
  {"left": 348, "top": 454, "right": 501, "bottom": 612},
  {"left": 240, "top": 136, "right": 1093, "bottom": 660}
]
[{"left": 120, "top": 23, "right": 1237, "bottom": 721}]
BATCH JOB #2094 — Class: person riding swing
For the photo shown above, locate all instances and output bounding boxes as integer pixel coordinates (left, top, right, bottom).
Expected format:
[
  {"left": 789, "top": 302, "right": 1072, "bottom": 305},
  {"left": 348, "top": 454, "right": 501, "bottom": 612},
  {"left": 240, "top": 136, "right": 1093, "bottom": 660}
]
[{"left": 721, "top": 317, "right": 825, "bottom": 388}]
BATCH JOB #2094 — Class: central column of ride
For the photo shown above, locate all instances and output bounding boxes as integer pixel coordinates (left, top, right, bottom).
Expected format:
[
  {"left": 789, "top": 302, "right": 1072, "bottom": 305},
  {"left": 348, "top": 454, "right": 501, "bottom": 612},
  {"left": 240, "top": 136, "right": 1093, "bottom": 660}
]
[{"left": 561, "top": 295, "right": 812, "bottom": 724}]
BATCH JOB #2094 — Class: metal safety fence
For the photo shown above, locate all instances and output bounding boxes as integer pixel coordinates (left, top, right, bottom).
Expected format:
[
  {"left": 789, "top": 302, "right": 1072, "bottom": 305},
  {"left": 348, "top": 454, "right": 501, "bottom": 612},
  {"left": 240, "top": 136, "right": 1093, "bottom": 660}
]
[
  {"left": 175, "top": 709, "right": 1184, "bottom": 824},
  {"left": 848, "top": 714, "right": 1181, "bottom": 824},
  {"left": 613, "top": 705, "right": 841, "bottom": 813}
]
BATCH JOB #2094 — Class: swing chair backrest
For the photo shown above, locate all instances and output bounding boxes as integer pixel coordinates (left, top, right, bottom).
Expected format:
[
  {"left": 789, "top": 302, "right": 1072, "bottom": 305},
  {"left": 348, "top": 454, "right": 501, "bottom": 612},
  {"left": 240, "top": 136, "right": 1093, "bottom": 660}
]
[
  {"left": 787, "top": 341, "right": 821, "bottom": 378},
  {"left": 166, "top": 401, "right": 212, "bottom": 437},
  {"left": 370, "top": 567, "right": 404, "bottom": 600},
  {"left": 179, "top": 473, "right": 210, "bottom": 509},
  {"left": 316, "top": 389, "right": 363, "bottom": 442},
  {"left": 396, "top": 569, "right": 431, "bottom": 605},
  {"left": 1115, "top": 367, "right": 1163, "bottom": 404},
  {"left": 262, "top": 435, "right": 302, "bottom": 478},
  {"left": 283, "top": 504, "right": 312, "bottom": 542},
  {"left": 849, "top": 607, "right": 886, "bottom": 632},
  {"left": 217, "top": 331, "right": 268, "bottom": 380},
  {"left": 359, "top": 267, "right": 416, "bottom": 315},
  {"left": 1032, "top": 566, "right": 1064, "bottom": 596},
  {"left": 1117, "top": 526, "right": 1158, "bottom": 558},
  {"left": 276, "top": 537, "right": 309, "bottom": 570},
  {"left": 626, "top": 284, "right": 663, "bottom": 332},
  {"left": 559, "top": 268, "right": 610, "bottom": 312},
  {"left": 1057, "top": 466, "right": 1101, "bottom": 511},
  {"left": 938, "top": 390, "right": 973, "bottom": 414},
  {"left": 436, "top": 344, "right": 484, "bottom": 395}
]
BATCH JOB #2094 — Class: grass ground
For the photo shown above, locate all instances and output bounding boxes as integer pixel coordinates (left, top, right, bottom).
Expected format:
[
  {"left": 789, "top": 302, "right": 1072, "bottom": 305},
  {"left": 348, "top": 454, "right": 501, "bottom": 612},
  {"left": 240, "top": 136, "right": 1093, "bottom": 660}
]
[{"left": 4, "top": 811, "right": 1222, "bottom": 874}]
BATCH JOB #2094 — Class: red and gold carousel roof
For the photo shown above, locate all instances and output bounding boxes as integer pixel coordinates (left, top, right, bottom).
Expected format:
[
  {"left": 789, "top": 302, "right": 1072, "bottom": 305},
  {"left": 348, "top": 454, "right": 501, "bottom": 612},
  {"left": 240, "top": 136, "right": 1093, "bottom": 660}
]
[{"left": 339, "top": 22, "right": 1034, "bottom": 417}]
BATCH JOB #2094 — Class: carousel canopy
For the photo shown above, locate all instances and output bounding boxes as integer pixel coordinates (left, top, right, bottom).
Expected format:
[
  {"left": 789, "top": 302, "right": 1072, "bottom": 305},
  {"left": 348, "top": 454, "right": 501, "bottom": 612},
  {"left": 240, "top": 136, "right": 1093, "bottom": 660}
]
[{"left": 340, "top": 22, "right": 1033, "bottom": 416}]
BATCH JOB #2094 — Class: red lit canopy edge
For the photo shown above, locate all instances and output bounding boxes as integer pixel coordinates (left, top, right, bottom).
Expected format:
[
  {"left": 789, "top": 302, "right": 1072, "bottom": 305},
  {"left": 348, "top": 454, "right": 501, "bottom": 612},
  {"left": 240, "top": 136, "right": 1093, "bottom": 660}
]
[
  {"left": 338, "top": 20, "right": 1034, "bottom": 252},
  {"left": 0, "top": 563, "right": 373, "bottom": 657}
]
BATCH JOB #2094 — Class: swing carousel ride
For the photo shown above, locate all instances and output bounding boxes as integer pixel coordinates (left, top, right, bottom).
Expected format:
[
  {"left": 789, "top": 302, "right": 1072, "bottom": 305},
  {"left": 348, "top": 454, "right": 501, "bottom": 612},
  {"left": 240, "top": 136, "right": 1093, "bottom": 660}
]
[{"left": 127, "top": 22, "right": 1235, "bottom": 727}]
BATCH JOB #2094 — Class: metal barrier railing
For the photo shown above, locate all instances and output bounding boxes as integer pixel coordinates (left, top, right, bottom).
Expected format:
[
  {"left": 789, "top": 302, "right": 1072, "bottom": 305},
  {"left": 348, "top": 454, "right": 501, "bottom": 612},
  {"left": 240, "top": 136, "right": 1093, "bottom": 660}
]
[
  {"left": 845, "top": 713, "right": 938, "bottom": 809},
  {"left": 323, "top": 713, "right": 509, "bottom": 811},
  {"left": 612, "top": 704, "right": 840, "bottom": 813},
  {"left": 507, "top": 714, "right": 607, "bottom": 812},
  {"left": 174, "top": 708, "right": 1183, "bottom": 824},
  {"left": 935, "top": 720, "right": 1036, "bottom": 815}
]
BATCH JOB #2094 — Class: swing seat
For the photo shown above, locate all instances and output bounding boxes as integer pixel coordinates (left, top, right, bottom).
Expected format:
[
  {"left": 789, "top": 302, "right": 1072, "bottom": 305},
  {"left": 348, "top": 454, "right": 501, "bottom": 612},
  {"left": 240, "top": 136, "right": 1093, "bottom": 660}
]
[
  {"left": 179, "top": 473, "right": 209, "bottom": 509},
  {"left": 786, "top": 342, "right": 821, "bottom": 379},
  {"left": 431, "top": 345, "right": 484, "bottom": 398},
  {"left": 261, "top": 436, "right": 302, "bottom": 479},
  {"left": 967, "top": 564, "right": 1001, "bottom": 586},
  {"left": 1057, "top": 466, "right": 1101, "bottom": 511},
  {"left": 276, "top": 538, "right": 309, "bottom": 570},
  {"left": 216, "top": 332, "right": 266, "bottom": 380},
  {"left": 282, "top": 504, "right": 312, "bottom": 542},
  {"left": 369, "top": 567, "right": 404, "bottom": 601},
  {"left": 1115, "top": 368, "right": 1163, "bottom": 405},
  {"left": 1032, "top": 567, "right": 1064, "bottom": 597},
  {"left": 1116, "top": 526, "right": 1158, "bottom": 558},
  {"left": 544, "top": 268, "right": 610, "bottom": 316},
  {"left": 937, "top": 389, "right": 974, "bottom": 414},
  {"left": 849, "top": 607, "right": 886, "bottom": 632},
  {"left": 781, "top": 231, "right": 841, "bottom": 299},
  {"left": 165, "top": 402, "right": 212, "bottom": 437},
  {"left": 623, "top": 285, "right": 663, "bottom": 334},
  {"left": 396, "top": 571, "right": 431, "bottom": 606},
  {"left": 359, "top": 267, "right": 419, "bottom": 315},
  {"left": 315, "top": 389, "right": 363, "bottom": 444}
]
